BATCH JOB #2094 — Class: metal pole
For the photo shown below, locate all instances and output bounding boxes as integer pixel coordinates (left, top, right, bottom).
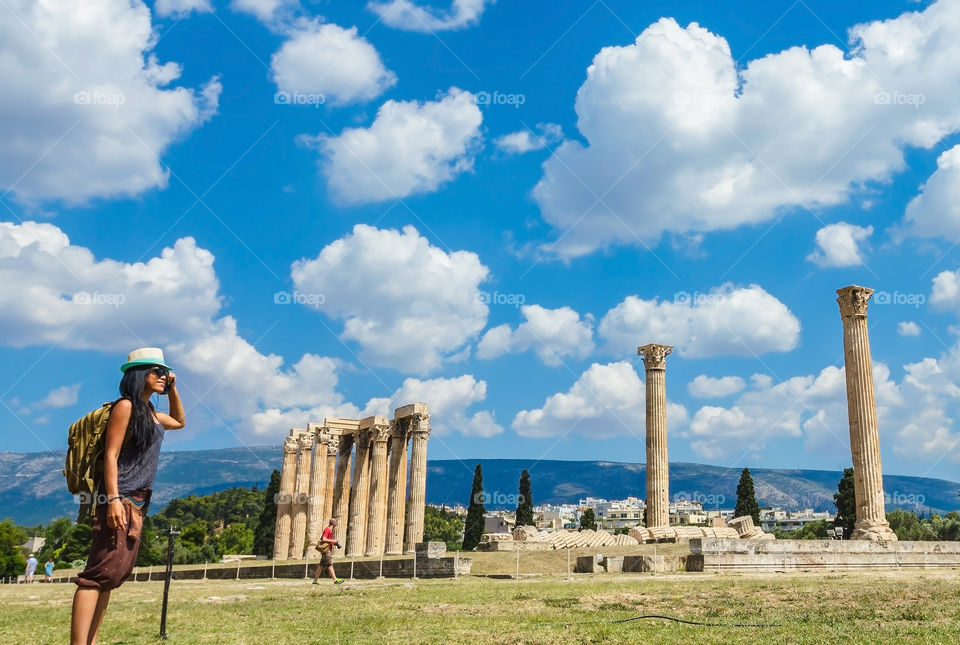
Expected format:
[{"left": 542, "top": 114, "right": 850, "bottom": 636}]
[
  {"left": 515, "top": 550, "right": 519, "bottom": 580},
  {"left": 159, "top": 526, "right": 180, "bottom": 640}
]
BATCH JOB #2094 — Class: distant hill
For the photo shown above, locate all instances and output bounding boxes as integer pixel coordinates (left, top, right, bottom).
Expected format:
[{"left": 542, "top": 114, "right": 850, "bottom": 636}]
[{"left": 1, "top": 448, "right": 957, "bottom": 526}]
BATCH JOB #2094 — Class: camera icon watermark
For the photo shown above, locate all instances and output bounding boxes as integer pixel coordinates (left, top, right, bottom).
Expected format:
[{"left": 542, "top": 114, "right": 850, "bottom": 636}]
[
  {"left": 873, "top": 291, "right": 925, "bottom": 308},
  {"left": 874, "top": 90, "right": 926, "bottom": 108},
  {"left": 674, "top": 291, "right": 726, "bottom": 306},
  {"left": 273, "top": 290, "right": 326, "bottom": 306},
  {"left": 73, "top": 90, "right": 126, "bottom": 108},
  {"left": 473, "top": 490, "right": 525, "bottom": 506},
  {"left": 475, "top": 90, "right": 525, "bottom": 108},
  {"left": 274, "top": 90, "right": 325, "bottom": 108},
  {"left": 476, "top": 290, "right": 525, "bottom": 308},
  {"left": 673, "top": 491, "right": 726, "bottom": 507},
  {"left": 73, "top": 291, "right": 126, "bottom": 308}
]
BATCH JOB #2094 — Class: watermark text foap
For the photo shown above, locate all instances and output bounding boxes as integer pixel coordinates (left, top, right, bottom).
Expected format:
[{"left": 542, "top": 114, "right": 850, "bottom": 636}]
[
  {"left": 873, "top": 291, "right": 925, "bottom": 308},
  {"left": 473, "top": 490, "right": 525, "bottom": 506},
  {"left": 674, "top": 291, "right": 727, "bottom": 306},
  {"left": 274, "top": 290, "right": 325, "bottom": 306},
  {"left": 885, "top": 491, "right": 925, "bottom": 507},
  {"left": 476, "top": 290, "right": 525, "bottom": 308},
  {"left": 476, "top": 90, "right": 525, "bottom": 108},
  {"left": 874, "top": 90, "right": 926, "bottom": 108},
  {"left": 73, "top": 291, "right": 125, "bottom": 308},
  {"left": 74, "top": 91, "right": 125, "bottom": 108},
  {"left": 673, "top": 491, "right": 726, "bottom": 507},
  {"left": 274, "top": 91, "right": 325, "bottom": 108}
]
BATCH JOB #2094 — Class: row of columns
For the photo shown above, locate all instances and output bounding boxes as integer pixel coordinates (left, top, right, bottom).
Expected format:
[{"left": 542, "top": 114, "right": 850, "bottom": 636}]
[
  {"left": 635, "top": 286, "right": 895, "bottom": 541},
  {"left": 273, "top": 403, "right": 432, "bottom": 560}
]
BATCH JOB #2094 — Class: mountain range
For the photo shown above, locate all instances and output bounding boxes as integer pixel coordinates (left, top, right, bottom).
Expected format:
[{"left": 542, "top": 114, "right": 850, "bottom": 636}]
[{"left": 1, "top": 447, "right": 957, "bottom": 526}]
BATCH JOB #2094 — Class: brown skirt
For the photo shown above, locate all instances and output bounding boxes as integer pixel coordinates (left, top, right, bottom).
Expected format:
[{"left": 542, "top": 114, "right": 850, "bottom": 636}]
[{"left": 75, "top": 495, "right": 146, "bottom": 591}]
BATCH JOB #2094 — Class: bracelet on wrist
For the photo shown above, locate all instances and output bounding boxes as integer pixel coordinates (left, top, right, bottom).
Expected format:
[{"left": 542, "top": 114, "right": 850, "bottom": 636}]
[{"left": 107, "top": 495, "right": 122, "bottom": 503}]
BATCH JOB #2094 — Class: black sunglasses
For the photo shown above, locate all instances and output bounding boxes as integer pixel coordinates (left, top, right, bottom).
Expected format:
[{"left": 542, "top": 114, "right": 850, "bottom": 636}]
[{"left": 148, "top": 366, "right": 169, "bottom": 379}]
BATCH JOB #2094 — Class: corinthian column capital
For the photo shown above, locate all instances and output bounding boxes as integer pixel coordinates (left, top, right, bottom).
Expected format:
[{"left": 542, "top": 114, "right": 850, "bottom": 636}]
[
  {"left": 837, "top": 285, "right": 873, "bottom": 319},
  {"left": 411, "top": 413, "right": 431, "bottom": 437},
  {"left": 326, "top": 436, "right": 340, "bottom": 456},
  {"left": 638, "top": 343, "right": 673, "bottom": 370},
  {"left": 282, "top": 435, "right": 298, "bottom": 454}
]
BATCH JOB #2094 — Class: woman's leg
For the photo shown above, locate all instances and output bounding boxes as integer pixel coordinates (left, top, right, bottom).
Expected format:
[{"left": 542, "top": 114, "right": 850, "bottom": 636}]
[
  {"left": 87, "top": 589, "right": 112, "bottom": 644},
  {"left": 70, "top": 588, "right": 100, "bottom": 645}
]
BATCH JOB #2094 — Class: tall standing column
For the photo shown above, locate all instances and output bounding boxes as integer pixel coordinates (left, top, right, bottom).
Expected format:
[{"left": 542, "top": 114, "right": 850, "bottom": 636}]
[
  {"left": 404, "top": 408, "right": 431, "bottom": 554},
  {"left": 364, "top": 418, "right": 391, "bottom": 556},
  {"left": 384, "top": 420, "right": 410, "bottom": 556},
  {"left": 323, "top": 436, "right": 338, "bottom": 526},
  {"left": 837, "top": 286, "right": 897, "bottom": 542},
  {"left": 305, "top": 429, "right": 329, "bottom": 557},
  {"left": 272, "top": 435, "right": 298, "bottom": 560},
  {"left": 288, "top": 432, "right": 312, "bottom": 558},
  {"left": 331, "top": 435, "right": 354, "bottom": 546},
  {"left": 638, "top": 343, "right": 673, "bottom": 529},
  {"left": 346, "top": 429, "right": 373, "bottom": 556}
]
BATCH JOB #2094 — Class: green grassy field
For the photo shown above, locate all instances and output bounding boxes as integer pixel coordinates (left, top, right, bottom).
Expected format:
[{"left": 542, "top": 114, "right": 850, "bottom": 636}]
[{"left": 2, "top": 568, "right": 958, "bottom": 644}]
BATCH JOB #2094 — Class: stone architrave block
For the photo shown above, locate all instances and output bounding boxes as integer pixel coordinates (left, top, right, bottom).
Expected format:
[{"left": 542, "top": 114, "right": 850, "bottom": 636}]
[
  {"left": 576, "top": 556, "right": 598, "bottom": 573},
  {"left": 415, "top": 542, "right": 447, "bottom": 559},
  {"left": 602, "top": 556, "right": 624, "bottom": 573}
]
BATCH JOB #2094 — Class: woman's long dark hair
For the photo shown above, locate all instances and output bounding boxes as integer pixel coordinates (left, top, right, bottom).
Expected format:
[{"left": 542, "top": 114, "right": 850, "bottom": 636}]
[{"left": 117, "top": 366, "right": 157, "bottom": 451}]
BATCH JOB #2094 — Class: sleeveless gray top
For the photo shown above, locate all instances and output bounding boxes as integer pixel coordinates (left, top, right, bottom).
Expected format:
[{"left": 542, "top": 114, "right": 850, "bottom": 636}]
[{"left": 116, "top": 420, "right": 165, "bottom": 495}]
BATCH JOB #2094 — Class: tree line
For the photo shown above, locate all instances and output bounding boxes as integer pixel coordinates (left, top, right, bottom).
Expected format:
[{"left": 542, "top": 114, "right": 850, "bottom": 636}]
[{"left": 2, "top": 465, "right": 958, "bottom": 577}]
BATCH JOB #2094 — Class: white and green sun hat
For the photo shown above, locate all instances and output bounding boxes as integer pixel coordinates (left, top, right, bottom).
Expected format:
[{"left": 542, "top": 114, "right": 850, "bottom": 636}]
[{"left": 120, "top": 347, "right": 171, "bottom": 373}]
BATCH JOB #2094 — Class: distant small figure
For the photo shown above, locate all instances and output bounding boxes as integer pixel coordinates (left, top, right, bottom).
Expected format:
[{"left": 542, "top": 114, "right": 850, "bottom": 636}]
[
  {"left": 312, "top": 518, "right": 344, "bottom": 585},
  {"left": 45, "top": 559, "right": 55, "bottom": 583},
  {"left": 25, "top": 554, "right": 38, "bottom": 583}
]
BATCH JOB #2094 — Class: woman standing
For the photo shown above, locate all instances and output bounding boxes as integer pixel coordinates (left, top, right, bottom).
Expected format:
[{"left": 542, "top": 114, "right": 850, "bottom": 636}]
[{"left": 70, "top": 347, "right": 185, "bottom": 645}]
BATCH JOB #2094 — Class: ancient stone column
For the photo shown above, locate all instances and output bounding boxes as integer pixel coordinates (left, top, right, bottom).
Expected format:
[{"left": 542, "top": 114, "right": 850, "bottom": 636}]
[
  {"left": 288, "top": 431, "right": 312, "bottom": 558},
  {"left": 331, "top": 434, "right": 354, "bottom": 546},
  {"left": 837, "top": 286, "right": 897, "bottom": 542},
  {"left": 638, "top": 343, "right": 673, "bottom": 530},
  {"left": 305, "top": 427, "right": 329, "bottom": 557},
  {"left": 403, "top": 405, "right": 431, "bottom": 554},
  {"left": 272, "top": 434, "right": 298, "bottom": 560},
  {"left": 384, "top": 419, "right": 410, "bottom": 556},
  {"left": 346, "top": 428, "right": 373, "bottom": 556},
  {"left": 364, "top": 417, "right": 391, "bottom": 557},
  {"left": 322, "top": 436, "right": 338, "bottom": 527}
]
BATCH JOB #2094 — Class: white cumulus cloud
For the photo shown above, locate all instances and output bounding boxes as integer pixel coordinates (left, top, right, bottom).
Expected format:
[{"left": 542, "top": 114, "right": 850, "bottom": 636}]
[
  {"left": 533, "top": 2, "right": 960, "bottom": 258},
  {"left": 901, "top": 144, "right": 960, "bottom": 240},
  {"left": 271, "top": 21, "right": 397, "bottom": 106},
  {"left": 476, "top": 304, "right": 594, "bottom": 366},
  {"left": 494, "top": 123, "right": 563, "bottom": 155},
  {"left": 597, "top": 284, "right": 800, "bottom": 358},
  {"left": 303, "top": 88, "right": 482, "bottom": 203},
  {"left": 688, "top": 375, "right": 745, "bottom": 398},
  {"left": 512, "top": 361, "right": 688, "bottom": 439},
  {"left": 367, "top": 0, "right": 493, "bottom": 32},
  {"left": 0, "top": 0, "right": 219, "bottom": 204},
  {"left": 291, "top": 224, "right": 489, "bottom": 372},
  {"left": 897, "top": 321, "right": 921, "bottom": 337},
  {"left": 155, "top": 0, "right": 213, "bottom": 17},
  {"left": 362, "top": 374, "right": 501, "bottom": 437},
  {"left": 807, "top": 222, "right": 873, "bottom": 268}
]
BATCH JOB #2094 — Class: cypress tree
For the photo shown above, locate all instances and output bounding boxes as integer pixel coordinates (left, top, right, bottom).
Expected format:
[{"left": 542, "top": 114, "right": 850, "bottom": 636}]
[
  {"left": 515, "top": 470, "right": 534, "bottom": 527},
  {"left": 833, "top": 467, "right": 856, "bottom": 539},
  {"left": 734, "top": 467, "right": 761, "bottom": 525},
  {"left": 579, "top": 508, "right": 597, "bottom": 531},
  {"left": 462, "top": 463, "right": 486, "bottom": 550},
  {"left": 252, "top": 469, "right": 281, "bottom": 556}
]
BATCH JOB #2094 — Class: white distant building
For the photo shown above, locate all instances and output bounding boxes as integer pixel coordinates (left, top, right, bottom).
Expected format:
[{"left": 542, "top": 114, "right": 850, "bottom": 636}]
[
  {"left": 759, "top": 507, "right": 835, "bottom": 532},
  {"left": 593, "top": 497, "right": 645, "bottom": 530}
]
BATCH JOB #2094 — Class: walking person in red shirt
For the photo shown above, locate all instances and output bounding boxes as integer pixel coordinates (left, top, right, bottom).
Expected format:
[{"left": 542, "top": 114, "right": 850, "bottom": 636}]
[{"left": 312, "top": 518, "right": 343, "bottom": 585}]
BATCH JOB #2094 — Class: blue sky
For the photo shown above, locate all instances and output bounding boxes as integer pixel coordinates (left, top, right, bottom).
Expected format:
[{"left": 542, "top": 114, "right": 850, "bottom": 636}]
[{"left": 2, "top": 0, "right": 960, "bottom": 483}]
